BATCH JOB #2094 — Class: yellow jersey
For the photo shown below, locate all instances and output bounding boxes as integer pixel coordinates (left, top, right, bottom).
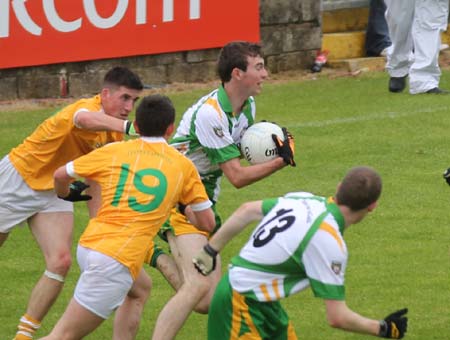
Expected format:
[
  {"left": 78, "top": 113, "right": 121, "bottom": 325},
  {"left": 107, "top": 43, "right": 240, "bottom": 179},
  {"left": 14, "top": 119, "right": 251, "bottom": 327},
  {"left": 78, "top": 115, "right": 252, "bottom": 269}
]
[
  {"left": 69, "top": 137, "right": 211, "bottom": 279},
  {"left": 9, "top": 95, "right": 123, "bottom": 190}
]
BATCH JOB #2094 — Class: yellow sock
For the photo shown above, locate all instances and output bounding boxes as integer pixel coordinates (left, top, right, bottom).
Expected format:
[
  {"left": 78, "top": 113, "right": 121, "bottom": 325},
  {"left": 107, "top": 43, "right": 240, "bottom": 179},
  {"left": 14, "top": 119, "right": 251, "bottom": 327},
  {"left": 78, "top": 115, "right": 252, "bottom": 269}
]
[{"left": 14, "top": 314, "right": 41, "bottom": 340}]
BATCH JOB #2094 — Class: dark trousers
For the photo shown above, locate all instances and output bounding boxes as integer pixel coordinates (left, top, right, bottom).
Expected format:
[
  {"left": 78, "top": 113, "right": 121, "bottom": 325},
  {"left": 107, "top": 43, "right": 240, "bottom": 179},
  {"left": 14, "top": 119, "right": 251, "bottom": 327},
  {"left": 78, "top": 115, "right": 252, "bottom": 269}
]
[{"left": 365, "top": 0, "right": 392, "bottom": 56}]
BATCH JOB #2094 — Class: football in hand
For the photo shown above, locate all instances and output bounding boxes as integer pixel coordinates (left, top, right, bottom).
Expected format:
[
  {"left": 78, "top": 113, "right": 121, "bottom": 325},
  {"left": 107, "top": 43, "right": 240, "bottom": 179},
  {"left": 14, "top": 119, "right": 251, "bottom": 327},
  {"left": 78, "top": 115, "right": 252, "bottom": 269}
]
[{"left": 240, "top": 122, "right": 284, "bottom": 164}]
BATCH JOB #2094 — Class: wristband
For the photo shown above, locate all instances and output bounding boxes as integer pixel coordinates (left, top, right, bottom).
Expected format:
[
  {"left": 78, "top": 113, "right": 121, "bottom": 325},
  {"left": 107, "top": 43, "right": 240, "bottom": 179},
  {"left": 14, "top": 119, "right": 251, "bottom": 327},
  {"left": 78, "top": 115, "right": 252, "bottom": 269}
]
[
  {"left": 124, "top": 120, "right": 137, "bottom": 135},
  {"left": 203, "top": 243, "right": 218, "bottom": 257},
  {"left": 378, "top": 320, "right": 388, "bottom": 337}
]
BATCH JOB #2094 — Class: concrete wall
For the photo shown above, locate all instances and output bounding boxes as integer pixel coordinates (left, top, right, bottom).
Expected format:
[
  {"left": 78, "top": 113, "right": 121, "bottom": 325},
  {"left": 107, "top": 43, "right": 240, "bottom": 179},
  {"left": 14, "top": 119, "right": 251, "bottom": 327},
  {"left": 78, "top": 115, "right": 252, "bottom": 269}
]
[
  {"left": 0, "top": 0, "right": 321, "bottom": 100},
  {"left": 322, "top": 0, "right": 369, "bottom": 11}
]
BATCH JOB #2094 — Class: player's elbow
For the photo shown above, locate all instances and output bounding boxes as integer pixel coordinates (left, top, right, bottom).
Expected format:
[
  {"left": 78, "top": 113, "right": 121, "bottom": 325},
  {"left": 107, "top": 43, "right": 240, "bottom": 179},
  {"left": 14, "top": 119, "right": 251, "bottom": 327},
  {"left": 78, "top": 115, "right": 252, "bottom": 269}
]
[
  {"left": 326, "top": 310, "right": 351, "bottom": 330},
  {"left": 225, "top": 169, "right": 262, "bottom": 189},
  {"left": 227, "top": 176, "right": 247, "bottom": 189},
  {"left": 325, "top": 299, "right": 352, "bottom": 330}
]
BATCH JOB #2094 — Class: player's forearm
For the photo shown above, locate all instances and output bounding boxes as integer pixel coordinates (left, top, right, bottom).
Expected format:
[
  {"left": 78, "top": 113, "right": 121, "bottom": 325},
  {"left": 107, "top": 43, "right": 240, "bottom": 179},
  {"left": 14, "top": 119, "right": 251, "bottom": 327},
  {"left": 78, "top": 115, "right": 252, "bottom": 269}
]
[
  {"left": 333, "top": 311, "right": 380, "bottom": 336},
  {"left": 192, "top": 208, "right": 215, "bottom": 232},
  {"left": 325, "top": 300, "right": 380, "bottom": 336},
  {"left": 53, "top": 166, "right": 73, "bottom": 197},
  {"left": 75, "top": 110, "right": 126, "bottom": 132},
  {"left": 209, "top": 201, "right": 263, "bottom": 251},
  {"left": 225, "top": 157, "right": 285, "bottom": 188}
]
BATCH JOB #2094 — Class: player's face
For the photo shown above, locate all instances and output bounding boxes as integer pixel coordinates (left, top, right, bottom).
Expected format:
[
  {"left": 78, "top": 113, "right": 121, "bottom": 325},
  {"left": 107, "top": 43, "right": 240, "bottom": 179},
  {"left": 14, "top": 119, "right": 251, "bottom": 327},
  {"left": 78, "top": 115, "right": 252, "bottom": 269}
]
[
  {"left": 240, "top": 55, "right": 268, "bottom": 96},
  {"left": 102, "top": 86, "right": 141, "bottom": 119}
]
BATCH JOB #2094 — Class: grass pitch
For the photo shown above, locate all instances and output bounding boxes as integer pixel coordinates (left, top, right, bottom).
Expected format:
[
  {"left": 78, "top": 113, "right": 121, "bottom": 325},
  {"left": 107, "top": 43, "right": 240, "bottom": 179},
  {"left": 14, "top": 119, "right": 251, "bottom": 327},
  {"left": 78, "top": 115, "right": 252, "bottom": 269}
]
[{"left": 1, "top": 70, "right": 450, "bottom": 339}]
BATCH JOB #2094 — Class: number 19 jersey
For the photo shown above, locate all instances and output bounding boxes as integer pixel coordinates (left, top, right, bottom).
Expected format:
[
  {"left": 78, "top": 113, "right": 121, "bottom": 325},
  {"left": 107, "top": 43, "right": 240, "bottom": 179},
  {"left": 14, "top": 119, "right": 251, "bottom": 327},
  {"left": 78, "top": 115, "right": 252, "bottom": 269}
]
[{"left": 68, "top": 137, "right": 211, "bottom": 279}]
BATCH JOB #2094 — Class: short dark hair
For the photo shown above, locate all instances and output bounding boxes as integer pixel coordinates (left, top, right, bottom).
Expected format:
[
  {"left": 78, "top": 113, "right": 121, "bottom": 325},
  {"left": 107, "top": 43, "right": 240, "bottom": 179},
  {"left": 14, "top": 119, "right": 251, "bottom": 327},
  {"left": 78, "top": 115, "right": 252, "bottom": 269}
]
[
  {"left": 336, "top": 166, "right": 382, "bottom": 211},
  {"left": 135, "top": 95, "right": 175, "bottom": 137},
  {"left": 103, "top": 66, "right": 143, "bottom": 91},
  {"left": 217, "top": 41, "right": 263, "bottom": 83}
]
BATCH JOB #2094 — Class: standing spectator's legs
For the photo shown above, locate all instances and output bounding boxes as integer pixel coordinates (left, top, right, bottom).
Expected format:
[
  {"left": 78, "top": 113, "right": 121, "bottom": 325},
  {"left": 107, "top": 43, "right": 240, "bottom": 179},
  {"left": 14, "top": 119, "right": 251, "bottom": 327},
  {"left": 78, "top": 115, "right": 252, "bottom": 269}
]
[
  {"left": 366, "top": 0, "right": 392, "bottom": 56},
  {"left": 385, "top": 0, "right": 415, "bottom": 78},
  {"left": 409, "top": 0, "right": 449, "bottom": 94}
]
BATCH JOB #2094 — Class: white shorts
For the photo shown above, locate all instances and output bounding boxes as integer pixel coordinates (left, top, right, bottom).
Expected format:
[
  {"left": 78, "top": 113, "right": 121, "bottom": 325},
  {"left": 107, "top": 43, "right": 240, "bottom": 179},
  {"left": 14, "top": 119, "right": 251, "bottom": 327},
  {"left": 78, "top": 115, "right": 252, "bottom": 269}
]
[
  {"left": 75, "top": 246, "right": 133, "bottom": 319},
  {"left": 0, "top": 155, "right": 73, "bottom": 233}
]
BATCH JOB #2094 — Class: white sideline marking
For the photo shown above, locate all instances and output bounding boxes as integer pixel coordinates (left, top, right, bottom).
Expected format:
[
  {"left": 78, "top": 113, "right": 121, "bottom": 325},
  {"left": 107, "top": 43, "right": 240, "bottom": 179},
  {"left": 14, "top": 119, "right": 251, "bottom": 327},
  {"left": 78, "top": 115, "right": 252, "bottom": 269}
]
[{"left": 292, "top": 106, "right": 449, "bottom": 128}]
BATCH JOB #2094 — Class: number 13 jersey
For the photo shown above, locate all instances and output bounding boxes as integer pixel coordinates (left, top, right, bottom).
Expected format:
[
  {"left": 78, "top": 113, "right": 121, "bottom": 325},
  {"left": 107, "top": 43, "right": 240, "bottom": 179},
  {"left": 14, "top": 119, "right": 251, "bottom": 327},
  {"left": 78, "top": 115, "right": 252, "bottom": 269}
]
[{"left": 229, "top": 192, "right": 348, "bottom": 302}]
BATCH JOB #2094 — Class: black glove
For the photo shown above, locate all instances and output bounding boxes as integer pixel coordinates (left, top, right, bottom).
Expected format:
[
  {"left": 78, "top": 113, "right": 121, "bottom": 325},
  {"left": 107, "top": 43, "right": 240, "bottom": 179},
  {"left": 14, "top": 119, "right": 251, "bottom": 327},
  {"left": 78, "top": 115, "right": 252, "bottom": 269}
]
[
  {"left": 378, "top": 308, "right": 408, "bottom": 339},
  {"left": 177, "top": 203, "right": 187, "bottom": 215},
  {"left": 59, "top": 181, "right": 92, "bottom": 202},
  {"left": 192, "top": 243, "right": 218, "bottom": 276},
  {"left": 443, "top": 168, "right": 450, "bottom": 185},
  {"left": 272, "top": 127, "right": 296, "bottom": 167}
]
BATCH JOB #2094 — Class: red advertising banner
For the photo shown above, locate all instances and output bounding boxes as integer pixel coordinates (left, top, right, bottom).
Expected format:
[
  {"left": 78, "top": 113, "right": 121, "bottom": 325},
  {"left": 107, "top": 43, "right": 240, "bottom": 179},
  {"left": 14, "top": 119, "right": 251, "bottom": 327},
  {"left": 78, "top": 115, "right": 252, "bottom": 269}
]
[{"left": 0, "top": 0, "right": 260, "bottom": 69}]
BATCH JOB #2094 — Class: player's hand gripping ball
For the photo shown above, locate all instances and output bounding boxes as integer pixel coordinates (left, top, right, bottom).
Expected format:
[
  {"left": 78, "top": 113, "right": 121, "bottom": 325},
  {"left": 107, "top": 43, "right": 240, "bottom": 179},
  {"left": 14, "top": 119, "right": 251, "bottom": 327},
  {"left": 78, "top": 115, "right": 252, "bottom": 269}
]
[
  {"left": 240, "top": 122, "right": 285, "bottom": 164},
  {"left": 272, "top": 127, "right": 296, "bottom": 167}
]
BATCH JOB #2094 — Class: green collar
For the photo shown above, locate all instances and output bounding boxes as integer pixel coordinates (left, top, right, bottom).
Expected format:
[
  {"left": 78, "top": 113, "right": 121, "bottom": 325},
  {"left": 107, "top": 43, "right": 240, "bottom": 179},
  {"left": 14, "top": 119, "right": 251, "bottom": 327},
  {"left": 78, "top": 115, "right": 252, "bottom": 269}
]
[
  {"left": 217, "top": 84, "right": 251, "bottom": 117},
  {"left": 326, "top": 198, "right": 345, "bottom": 235}
]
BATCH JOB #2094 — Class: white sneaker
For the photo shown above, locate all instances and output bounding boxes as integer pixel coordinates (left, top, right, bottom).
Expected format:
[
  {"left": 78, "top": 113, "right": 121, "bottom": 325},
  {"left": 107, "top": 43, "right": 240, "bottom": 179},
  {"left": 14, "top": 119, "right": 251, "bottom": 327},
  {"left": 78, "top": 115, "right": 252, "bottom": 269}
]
[{"left": 440, "top": 44, "right": 449, "bottom": 52}]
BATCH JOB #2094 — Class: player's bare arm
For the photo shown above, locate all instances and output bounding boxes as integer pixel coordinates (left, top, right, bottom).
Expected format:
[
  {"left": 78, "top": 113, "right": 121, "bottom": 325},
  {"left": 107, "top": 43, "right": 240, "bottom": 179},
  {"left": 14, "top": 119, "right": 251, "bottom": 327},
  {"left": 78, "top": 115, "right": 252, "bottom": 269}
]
[
  {"left": 208, "top": 200, "right": 263, "bottom": 251},
  {"left": 53, "top": 166, "right": 74, "bottom": 198},
  {"left": 74, "top": 85, "right": 141, "bottom": 133},
  {"left": 54, "top": 165, "right": 91, "bottom": 202},
  {"left": 219, "top": 157, "right": 285, "bottom": 189},
  {"left": 325, "top": 300, "right": 381, "bottom": 336},
  {"left": 191, "top": 208, "right": 216, "bottom": 233},
  {"left": 325, "top": 300, "right": 408, "bottom": 339},
  {"left": 193, "top": 201, "right": 263, "bottom": 275},
  {"left": 74, "top": 110, "right": 128, "bottom": 132}
]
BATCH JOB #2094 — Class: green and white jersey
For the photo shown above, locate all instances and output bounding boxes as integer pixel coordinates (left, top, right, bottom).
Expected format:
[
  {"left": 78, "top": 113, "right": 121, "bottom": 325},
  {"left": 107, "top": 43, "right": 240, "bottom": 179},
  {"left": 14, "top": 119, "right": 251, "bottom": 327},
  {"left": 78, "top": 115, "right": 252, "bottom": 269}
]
[
  {"left": 229, "top": 192, "right": 347, "bottom": 302},
  {"left": 170, "top": 85, "right": 255, "bottom": 202}
]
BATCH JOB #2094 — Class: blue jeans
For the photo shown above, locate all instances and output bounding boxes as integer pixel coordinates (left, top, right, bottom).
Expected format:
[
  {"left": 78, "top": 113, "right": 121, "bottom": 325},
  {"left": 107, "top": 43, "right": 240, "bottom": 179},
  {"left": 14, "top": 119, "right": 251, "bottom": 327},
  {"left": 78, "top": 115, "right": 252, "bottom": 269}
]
[{"left": 365, "top": 0, "right": 392, "bottom": 56}]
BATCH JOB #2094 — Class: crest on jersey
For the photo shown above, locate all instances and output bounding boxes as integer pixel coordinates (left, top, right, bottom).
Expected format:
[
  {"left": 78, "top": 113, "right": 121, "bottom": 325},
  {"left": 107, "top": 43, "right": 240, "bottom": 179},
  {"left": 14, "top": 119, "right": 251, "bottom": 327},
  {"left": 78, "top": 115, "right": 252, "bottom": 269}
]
[
  {"left": 213, "top": 126, "right": 224, "bottom": 138},
  {"left": 331, "top": 261, "right": 342, "bottom": 275}
]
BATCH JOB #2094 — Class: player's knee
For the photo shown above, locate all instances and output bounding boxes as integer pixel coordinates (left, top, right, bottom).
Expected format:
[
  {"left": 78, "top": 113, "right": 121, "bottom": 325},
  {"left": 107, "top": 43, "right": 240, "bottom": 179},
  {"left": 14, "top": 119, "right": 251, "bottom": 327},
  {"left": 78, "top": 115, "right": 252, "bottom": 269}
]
[
  {"left": 129, "top": 272, "right": 152, "bottom": 303},
  {"left": 45, "top": 250, "right": 72, "bottom": 276},
  {"left": 142, "top": 273, "right": 153, "bottom": 292},
  {"left": 186, "top": 275, "right": 211, "bottom": 299},
  {"left": 136, "top": 275, "right": 152, "bottom": 302},
  {"left": 181, "top": 279, "right": 210, "bottom": 314},
  {"left": 193, "top": 281, "right": 216, "bottom": 313}
]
